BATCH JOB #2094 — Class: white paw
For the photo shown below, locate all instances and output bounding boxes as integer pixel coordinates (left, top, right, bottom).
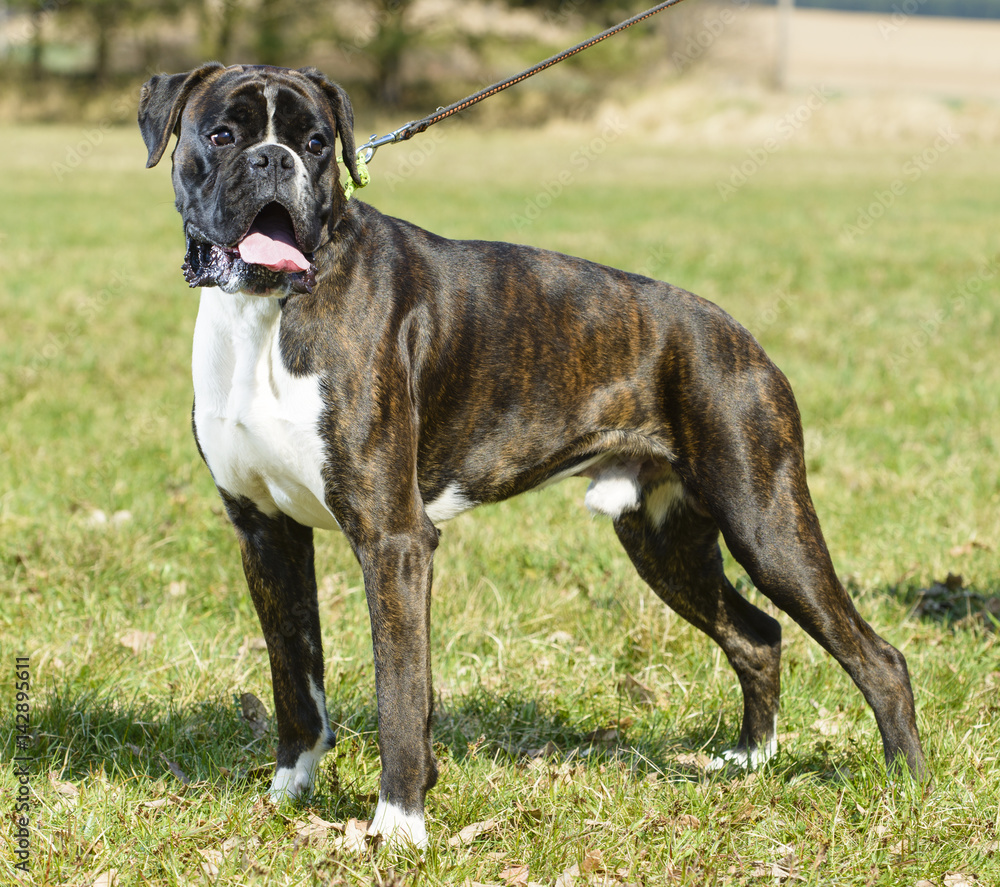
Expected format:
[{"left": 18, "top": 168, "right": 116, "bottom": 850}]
[
  {"left": 705, "top": 735, "right": 778, "bottom": 772},
  {"left": 267, "top": 741, "right": 329, "bottom": 801},
  {"left": 367, "top": 798, "right": 428, "bottom": 850}
]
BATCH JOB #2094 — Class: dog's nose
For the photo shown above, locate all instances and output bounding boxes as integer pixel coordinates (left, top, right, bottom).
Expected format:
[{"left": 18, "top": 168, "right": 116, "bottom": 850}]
[{"left": 249, "top": 144, "right": 295, "bottom": 171}]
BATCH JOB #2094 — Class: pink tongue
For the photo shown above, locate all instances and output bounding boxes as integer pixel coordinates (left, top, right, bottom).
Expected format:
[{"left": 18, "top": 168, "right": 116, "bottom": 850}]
[{"left": 237, "top": 207, "right": 309, "bottom": 272}]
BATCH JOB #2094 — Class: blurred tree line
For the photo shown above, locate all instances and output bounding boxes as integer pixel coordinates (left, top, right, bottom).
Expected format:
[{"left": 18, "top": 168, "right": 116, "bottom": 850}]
[
  {"left": 0, "top": 0, "right": 653, "bottom": 103},
  {"left": 1, "top": 0, "right": 994, "bottom": 121},
  {"left": 752, "top": 0, "right": 1000, "bottom": 13}
]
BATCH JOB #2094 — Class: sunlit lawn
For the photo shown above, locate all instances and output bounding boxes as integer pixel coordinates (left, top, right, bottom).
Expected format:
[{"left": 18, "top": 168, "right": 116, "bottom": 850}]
[{"left": 1, "top": 119, "right": 998, "bottom": 884}]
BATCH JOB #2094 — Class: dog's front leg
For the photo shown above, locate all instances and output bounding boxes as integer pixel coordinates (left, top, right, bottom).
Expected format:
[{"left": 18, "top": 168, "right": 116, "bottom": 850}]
[
  {"left": 353, "top": 519, "right": 439, "bottom": 850},
  {"left": 221, "top": 492, "right": 334, "bottom": 801}
]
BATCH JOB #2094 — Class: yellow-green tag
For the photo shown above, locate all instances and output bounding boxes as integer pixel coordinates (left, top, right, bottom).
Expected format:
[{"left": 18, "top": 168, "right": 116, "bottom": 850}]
[{"left": 342, "top": 152, "right": 371, "bottom": 201}]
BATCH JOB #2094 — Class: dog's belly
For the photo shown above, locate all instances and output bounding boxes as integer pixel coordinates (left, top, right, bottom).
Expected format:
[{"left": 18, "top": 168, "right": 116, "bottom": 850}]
[{"left": 192, "top": 289, "right": 339, "bottom": 529}]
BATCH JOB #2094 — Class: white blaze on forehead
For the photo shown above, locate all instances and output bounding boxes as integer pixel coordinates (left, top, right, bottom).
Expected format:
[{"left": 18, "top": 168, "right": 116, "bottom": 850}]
[
  {"left": 263, "top": 80, "right": 279, "bottom": 143},
  {"left": 258, "top": 79, "right": 311, "bottom": 194}
]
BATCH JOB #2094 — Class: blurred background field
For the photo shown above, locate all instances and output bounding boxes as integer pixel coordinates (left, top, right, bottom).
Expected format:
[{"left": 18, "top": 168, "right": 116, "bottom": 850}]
[{"left": 1, "top": 0, "right": 999, "bottom": 884}]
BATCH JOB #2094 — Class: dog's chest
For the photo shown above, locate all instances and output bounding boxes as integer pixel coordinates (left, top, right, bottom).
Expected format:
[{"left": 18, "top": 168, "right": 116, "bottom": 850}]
[{"left": 191, "top": 291, "right": 338, "bottom": 529}]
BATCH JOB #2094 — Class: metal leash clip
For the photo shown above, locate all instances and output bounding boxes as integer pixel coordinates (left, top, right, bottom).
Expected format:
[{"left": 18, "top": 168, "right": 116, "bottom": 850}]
[{"left": 356, "top": 122, "right": 414, "bottom": 164}]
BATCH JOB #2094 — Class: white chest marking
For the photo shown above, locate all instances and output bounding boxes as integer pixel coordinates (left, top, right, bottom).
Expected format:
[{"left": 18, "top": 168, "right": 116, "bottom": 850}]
[{"left": 192, "top": 289, "right": 337, "bottom": 529}]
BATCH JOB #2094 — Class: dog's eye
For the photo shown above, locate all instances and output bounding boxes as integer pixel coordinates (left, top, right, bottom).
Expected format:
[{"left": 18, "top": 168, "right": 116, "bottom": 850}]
[
  {"left": 306, "top": 136, "right": 325, "bottom": 155},
  {"left": 210, "top": 129, "right": 235, "bottom": 147}
]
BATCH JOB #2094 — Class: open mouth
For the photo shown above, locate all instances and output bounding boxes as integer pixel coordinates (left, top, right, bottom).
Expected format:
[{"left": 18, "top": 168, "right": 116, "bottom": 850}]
[{"left": 182, "top": 203, "right": 316, "bottom": 295}]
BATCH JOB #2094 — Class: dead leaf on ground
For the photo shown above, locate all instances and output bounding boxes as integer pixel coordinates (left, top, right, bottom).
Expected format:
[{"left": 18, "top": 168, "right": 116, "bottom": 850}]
[
  {"left": 140, "top": 798, "right": 169, "bottom": 809},
  {"left": 516, "top": 802, "right": 543, "bottom": 822},
  {"left": 526, "top": 740, "right": 561, "bottom": 761},
  {"left": 555, "top": 864, "right": 579, "bottom": 887},
  {"left": 674, "top": 751, "right": 713, "bottom": 770},
  {"left": 619, "top": 673, "right": 657, "bottom": 706},
  {"left": 240, "top": 691, "right": 270, "bottom": 739},
  {"left": 944, "top": 875, "right": 980, "bottom": 887},
  {"left": 159, "top": 752, "right": 190, "bottom": 785},
  {"left": 448, "top": 818, "right": 499, "bottom": 847},
  {"left": 119, "top": 629, "right": 157, "bottom": 655},
  {"left": 89, "top": 870, "right": 118, "bottom": 887},
  {"left": 914, "top": 574, "right": 999, "bottom": 629},
  {"left": 237, "top": 635, "right": 268, "bottom": 658},
  {"left": 295, "top": 813, "right": 337, "bottom": 847},
  {"left": 329, "top": 817, "right": 370, "bottom": 854},
  {"left": 198, "top": 848, "right": 224, "bottom": 877},
  {"left": 750, "top": 860, "right": 805, "bottom": 881},
  {"left": 50, "top": 774, "right": 79, "bottom": 797},
  {"left": 810, "top": 706, "right": 846, "bottom": 736},
  {"left": 500, "top": 864, "right": 529, "bottom": 886},
  {"left": 580, "top": 848, "right": 605, "bottom": 873},
  {"left": 585, "top": 727, "right": 620, "bottom": 746},
  {"left": 949, "top": 540, "right": 991, "bottom": 557}
]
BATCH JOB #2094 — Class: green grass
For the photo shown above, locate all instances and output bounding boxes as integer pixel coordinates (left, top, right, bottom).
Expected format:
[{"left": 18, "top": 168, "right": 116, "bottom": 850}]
[{"left": 2, "top": 121, "right": 999, "bottom": 885}]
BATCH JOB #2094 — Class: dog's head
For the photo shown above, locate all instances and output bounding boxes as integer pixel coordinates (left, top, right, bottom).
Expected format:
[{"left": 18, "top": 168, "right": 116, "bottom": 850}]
[{"left": 139, "top": 63, "right": 361, "bottom": 295}]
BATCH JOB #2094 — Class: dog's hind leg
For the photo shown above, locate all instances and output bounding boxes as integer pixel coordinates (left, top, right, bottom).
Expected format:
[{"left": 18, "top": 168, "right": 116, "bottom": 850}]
[
  {"left": 221, "top": 493, "right": 335, "bottom": 800},
  {"left": 708, "top": 469, "right": 928, "bottom": 781},
  {"left": 613, "top": 485, "right": 784, "bottom": 769},
  {"left": 676, "top": 354, "right": 927, "bottom": 780}
]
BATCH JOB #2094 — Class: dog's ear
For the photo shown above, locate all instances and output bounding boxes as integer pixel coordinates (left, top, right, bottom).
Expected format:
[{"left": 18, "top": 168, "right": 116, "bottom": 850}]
[
  {"left": 138, "top": 62, "right": 226, "bottom": 169},
  {"left": 297, "top": 68, "right": 361, "bottom": 186}
]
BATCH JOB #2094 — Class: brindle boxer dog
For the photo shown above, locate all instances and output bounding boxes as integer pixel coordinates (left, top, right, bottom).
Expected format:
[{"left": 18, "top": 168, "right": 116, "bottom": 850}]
[{"left": 138, "top": 63, "right": 927, "bottom": 849}]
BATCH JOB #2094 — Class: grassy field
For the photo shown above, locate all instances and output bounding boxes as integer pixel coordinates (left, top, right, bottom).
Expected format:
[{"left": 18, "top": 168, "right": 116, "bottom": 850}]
[{"left": 1, "top": 118, "right": 999, "bottom": 886}]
